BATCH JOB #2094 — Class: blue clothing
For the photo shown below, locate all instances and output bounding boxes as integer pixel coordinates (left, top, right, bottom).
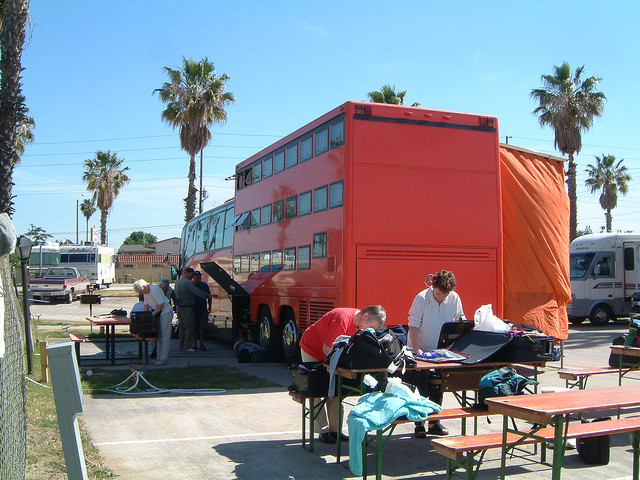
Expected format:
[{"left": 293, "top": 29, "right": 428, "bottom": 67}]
[
  {"left": 194, "top": 281, "right": 211, "bottom": 315},
  {"left": 347, "top": 391, "right": 441, "bottom": 475}
]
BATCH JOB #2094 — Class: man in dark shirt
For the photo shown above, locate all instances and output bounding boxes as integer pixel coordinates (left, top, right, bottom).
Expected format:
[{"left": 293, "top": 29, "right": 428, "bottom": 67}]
[
  {"left": 192, "top": 270, "right": 212, "bottom": 351},
  {"left": 174, "top": 267, "right": 211, "bottom": 352}
]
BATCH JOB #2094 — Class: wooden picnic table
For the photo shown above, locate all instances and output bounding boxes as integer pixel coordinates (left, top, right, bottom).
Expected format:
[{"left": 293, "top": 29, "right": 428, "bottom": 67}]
[
  {"left": 86, "top": 315, "right": 131, "bottom": 365},
  {"left": 486, "top": 384, "right": 640, "bottom": 480}
]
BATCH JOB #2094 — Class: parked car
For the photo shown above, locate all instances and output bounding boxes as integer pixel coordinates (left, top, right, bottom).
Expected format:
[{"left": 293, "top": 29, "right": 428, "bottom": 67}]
[{"left": 30, "top": 267, "right": 91, "bottom": 303}]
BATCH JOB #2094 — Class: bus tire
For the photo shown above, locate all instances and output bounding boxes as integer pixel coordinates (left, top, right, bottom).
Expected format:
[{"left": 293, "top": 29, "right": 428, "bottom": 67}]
[
  {"left": 281, "top": 310, "right": 300, "bottom": 365},
  {"left": 589, "top": 304, "right": 614, "bottom": 326},
  {"left": 258, "top": 307, "right": 282, "bottom": 361}
]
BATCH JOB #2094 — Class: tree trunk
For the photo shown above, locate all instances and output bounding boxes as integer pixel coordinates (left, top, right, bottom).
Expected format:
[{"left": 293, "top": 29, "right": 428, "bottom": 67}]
[
  {"left": 100, "top": 209, "right": 108, "bottom": 245},
  {"left": 567, "top": 153, "right": 577, "bottom": 241},
  {"left": 0, "top": 0, "right": 29, "bottom": 214},
  {"left": 606, "top": 209, "right": 612, "bottom": 233},
  {"left": 184, "top": 153, "right": 197, "bottom": 222}
]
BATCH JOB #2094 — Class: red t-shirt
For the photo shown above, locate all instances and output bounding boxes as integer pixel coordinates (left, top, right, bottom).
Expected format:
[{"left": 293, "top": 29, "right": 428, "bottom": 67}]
[{"left": 299, "top": 308, "right": 359, "bottom": 361}]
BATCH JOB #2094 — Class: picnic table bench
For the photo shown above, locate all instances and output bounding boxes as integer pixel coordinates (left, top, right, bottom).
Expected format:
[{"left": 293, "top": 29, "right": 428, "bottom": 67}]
[{"left": 431, "top": 415, "right": 640, "bottom": 480}]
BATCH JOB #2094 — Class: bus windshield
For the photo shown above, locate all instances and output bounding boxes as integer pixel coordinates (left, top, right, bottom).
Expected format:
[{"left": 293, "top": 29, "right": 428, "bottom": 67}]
[{"left": 570, "top": 253, "right": 596, "bottom": 279}]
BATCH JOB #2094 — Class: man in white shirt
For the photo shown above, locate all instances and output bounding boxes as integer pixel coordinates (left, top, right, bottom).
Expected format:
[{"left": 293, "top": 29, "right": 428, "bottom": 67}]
[{"left": 407, "top": 270, "right": 465, "bottom": 438}]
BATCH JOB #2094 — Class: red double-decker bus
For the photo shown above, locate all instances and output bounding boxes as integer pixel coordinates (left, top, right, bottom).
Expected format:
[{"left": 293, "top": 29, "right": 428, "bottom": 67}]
[{"left": 182, "top": 101, "right": 503, "bottom": 362}]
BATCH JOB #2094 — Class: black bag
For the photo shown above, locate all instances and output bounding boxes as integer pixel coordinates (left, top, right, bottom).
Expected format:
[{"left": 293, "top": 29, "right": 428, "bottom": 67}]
[
  {"left": 330, "top": 327, "right": 408, "bottom": 370},
  {"left": 130, "top": 311, "right": 158, "bottom": 337},
  {"left": 577, "top": 417, "right": 611, "bottom": 465},
  {"left": 110, "top": 308, "right": 127, "bottom": 316},
  {"left": 608, "top": 336, "right": 640, "bottom": 368},
  {"left": 500, "top": 333, "right": 555, "bottom": 362},
  {"left": 288, "top": 362, "right": 330, "bottom": 397}
]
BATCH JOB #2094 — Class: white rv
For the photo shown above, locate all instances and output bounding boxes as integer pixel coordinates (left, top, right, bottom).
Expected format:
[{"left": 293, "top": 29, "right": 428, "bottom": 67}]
[
  {"left": 59, "top": 244, "right": 116, "bottom": 288},
  {"left": 568, "top": 233, "right": 640, "bottom": 325}
]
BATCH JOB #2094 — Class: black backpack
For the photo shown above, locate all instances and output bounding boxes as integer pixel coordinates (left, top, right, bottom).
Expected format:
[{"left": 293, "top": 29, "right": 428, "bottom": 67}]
[{"left": 329, "top": 327, "right": 408, "bottom": 370}]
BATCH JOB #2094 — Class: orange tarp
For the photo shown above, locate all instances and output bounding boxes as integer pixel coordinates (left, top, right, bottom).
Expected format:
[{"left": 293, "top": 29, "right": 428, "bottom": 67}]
[{"left": 500, "top": 145, "right": 570, "bottom": 340}]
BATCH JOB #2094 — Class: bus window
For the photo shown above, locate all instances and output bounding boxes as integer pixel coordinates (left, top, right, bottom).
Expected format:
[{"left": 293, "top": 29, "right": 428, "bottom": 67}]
[
  {"left": 298, "top": 245, "right": 311, "bottom": 269},
  {"left": 272, "top": 250, "right": 283, "bottom": 271},
  {"left": 595, "top": 254, "right": 614, "bottom": 277},
  {"left": 285, "top": 195, "right": 297, "bottom": 220},
  {"left": 331, "top": 119, "right": 345, "bottom": 147},
  {"left": 273, "top": 200, "right": 284, "bottom": 222},
  {"left": 300, "top": 136, "right": 312, "bottom": 162},
  {"left": 329, "top": 180, "right": 343, "bottom": 208},
  {"left": 315, "top": 127, "right": 329, "bottom": 156},
  {"left": 233, "top": 255, "right": 241, "bottom": 274},
  {"left": 252, "top": 161, "right": 262, "bottom": 184},
  {"left": 625, "top": 247, "right": 635, "bottom": 271},
  {"left": 299, "top": 191, "right": 311, "bottom": 216},
  {"left": 262, "top": 204, "right": 272, "bottom": 225},
  {"left": 222, "top": 205, "right": 235, "bottom": 248},
  {"left": 251, "top": 208, "right": 261, "bottom": 228},
  {"left": 260, "top": 251, "right": 271, "bottom": 272},
  {"left": 250, "top": 253, "right": 260, "bottom": 272},
  {"left": 314, "top": 186, "right": 328, "bottom": 212},
  {"left": 263, "top": 155, "right": 273, "bottom": 178},
  {"left": 274, "top": 150, "right": 285, "bottom": 174},
  {"left": 286, "top": 143, "right": 298, "bottom": 169},
  {"left": 241, "top": 254, "right": 250, "bottom": 273},
  {"left": 284, "top": 247, "right": 296, "bottom": 270},
  {"left": 313, "top": 232, "right": 327, "bottom": 258}
]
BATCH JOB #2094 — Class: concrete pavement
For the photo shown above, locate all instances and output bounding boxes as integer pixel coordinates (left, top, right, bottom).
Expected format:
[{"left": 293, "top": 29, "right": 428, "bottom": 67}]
[{"left": 75, "top": 320, "right": 640, "bottom": 479}]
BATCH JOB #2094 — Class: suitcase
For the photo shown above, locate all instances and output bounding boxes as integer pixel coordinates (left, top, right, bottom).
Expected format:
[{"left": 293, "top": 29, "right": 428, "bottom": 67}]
[
  {"left": 577, "top": 417, "right": 611, "bottom": 465},
  {"left": 130, "top": 311, "right": 158, "bottom": 337},
  {"left": 289, "top": 362, "right": 330, "bottom": 397},
  {"left": 500, "top": 333, "right": 555, "bottom": 362},
  {"left": 446, "top": 330, "right": 513, "bottom": 364}
]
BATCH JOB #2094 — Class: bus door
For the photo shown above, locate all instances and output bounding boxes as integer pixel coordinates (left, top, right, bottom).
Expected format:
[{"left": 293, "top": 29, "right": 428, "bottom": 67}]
[
  {"left": 623, "top": 242, "right": 640, "bottom": 299},
  {"left": 591, "top": 251, "right": 617, "bottom": 302}
]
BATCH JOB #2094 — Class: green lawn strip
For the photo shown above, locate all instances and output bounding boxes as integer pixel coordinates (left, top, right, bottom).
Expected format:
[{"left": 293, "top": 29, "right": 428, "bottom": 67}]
[{"left": 82, "top": 365, "right": 276, "bottom": 393}]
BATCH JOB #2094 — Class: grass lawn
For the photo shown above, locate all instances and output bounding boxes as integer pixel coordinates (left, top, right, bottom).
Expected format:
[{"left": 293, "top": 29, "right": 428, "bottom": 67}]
[{"left": 27, "top": 333, "right": 278, "bottom": 479}]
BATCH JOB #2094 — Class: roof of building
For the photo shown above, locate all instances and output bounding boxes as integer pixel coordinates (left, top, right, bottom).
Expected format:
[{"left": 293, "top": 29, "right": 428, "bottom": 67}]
[{"left": 116, "top": 254, "right": 180, "bottom": 264}]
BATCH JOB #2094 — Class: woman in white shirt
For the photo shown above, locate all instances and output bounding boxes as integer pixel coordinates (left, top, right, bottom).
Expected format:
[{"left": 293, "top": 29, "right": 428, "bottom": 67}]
[{"left": 407, "top": 270, "right": 465, "bottom": 437}]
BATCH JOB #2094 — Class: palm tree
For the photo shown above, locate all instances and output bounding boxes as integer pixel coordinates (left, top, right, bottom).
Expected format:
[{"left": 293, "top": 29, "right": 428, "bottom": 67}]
[
  {"left": 80, "top": 198, "right": 96, "bottom": 242},
  {"left": 0, "top": 0, "right": 29, "bottom": 215},
  {"left": 367, "top": 84, "right": 420, "bottom": 106},
  {"left": 584, "top": 154, "right": 631, "bottom": 232},
  {"left": 82, "top": 151, "right": 130, "bottom": 245},
  {"left": 25, "top": 224, "right": 52, "bottom": 245},
  {"left": 154, "top": 57, "right": 236, "bottom": 222},
  {"left": 530, "top": 62, "right": 606, "bottom": 241}
]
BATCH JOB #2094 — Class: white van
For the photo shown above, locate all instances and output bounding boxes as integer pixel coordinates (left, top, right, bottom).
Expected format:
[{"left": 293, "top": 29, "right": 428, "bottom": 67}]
[
  {"left": 568, "top": 233, "right": 640, "bottom": 325},
  {"left": 59, "top": 244, "right": 116, "bottom": 288}
]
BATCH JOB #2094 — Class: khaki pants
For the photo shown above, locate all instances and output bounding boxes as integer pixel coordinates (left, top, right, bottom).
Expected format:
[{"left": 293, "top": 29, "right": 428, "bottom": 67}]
[{"left": 300, "top": 350, "right": 341, "bottom": 434}]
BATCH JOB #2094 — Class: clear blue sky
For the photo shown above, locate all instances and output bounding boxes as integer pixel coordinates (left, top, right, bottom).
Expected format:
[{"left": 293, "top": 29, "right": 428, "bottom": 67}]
[{"left": 12, "top": 0, "right": 640, "bottom": 249}]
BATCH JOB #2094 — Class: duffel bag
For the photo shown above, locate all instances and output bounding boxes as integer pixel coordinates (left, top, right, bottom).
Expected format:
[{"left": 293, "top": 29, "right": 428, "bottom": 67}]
[
  {"left": 500, "top": 333, "right": 555, "bottom": 362},
  {"left": 288, "top": 362, "right": 330, "bottom": 397}
]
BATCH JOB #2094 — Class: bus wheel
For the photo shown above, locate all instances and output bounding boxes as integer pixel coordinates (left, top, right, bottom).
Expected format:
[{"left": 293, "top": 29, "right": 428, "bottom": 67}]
[
  {"left": 589, "top": 304, "right": 614, "bottom": 326},
  {"left": 281, "top": 311, "right": 300, "bottom": 365},
  {"left": 258, "top": 307, "right": 282, "bottom": 361}
]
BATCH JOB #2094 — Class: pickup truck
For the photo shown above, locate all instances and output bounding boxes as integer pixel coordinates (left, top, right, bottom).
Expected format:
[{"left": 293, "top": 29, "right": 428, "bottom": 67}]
[{"left": 30, "top": 267, "right": 91, "bottom": 303}]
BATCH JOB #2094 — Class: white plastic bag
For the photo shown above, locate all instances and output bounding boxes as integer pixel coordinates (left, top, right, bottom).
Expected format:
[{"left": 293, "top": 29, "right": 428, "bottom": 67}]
[{"left": 473, "top": 304, "right": 510, "bottom": 333}]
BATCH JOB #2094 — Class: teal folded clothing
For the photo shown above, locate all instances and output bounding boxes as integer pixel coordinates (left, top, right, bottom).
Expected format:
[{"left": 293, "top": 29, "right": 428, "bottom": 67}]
[{"left": 347, "top": 391, "right": 441, "bottom": 475}]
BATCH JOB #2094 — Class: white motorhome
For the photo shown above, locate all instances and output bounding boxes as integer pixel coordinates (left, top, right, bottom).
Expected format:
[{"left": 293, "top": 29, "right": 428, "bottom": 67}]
[
  {"left": 568, "top": 233, "right": 640, "bottom": 325},
  {"left": 59, "top": 244, "right": 116, "bottom": 288}
]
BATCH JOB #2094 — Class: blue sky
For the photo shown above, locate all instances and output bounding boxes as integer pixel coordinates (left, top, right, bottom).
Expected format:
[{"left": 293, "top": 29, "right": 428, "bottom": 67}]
[{"left": 12, "top": 1, "right": 640, "bottom": 249}]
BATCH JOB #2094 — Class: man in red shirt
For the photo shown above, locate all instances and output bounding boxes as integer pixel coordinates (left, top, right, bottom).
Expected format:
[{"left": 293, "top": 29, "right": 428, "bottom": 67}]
[{"left": 299, "top": 305, "right": 386, "bottom": 444}]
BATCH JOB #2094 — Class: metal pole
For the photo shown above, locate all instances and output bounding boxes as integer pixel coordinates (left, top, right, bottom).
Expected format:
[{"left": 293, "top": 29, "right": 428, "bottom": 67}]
[
  {"left": 76, "top": 198, "right": 79, "bottom": 244},
  {"left": 199, "top": 149, "right": 203, "bottom": 214},
  {"left": 21, "top": 259, "right": 33, "bottom": 374}
]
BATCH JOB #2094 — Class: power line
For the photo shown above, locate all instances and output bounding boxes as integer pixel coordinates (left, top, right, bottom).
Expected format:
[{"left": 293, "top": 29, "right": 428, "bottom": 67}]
[{"left": 31, "top": 131, "right": 283, "bottom": 146}]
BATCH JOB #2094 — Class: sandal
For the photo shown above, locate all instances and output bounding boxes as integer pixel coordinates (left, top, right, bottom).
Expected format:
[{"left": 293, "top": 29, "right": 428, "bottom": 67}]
[
  {"left": 428, "top": 421, "right": 449, "bottom": 436},
  {"left": 414, "top": 424, "right": 427, "bottom": 438}
]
